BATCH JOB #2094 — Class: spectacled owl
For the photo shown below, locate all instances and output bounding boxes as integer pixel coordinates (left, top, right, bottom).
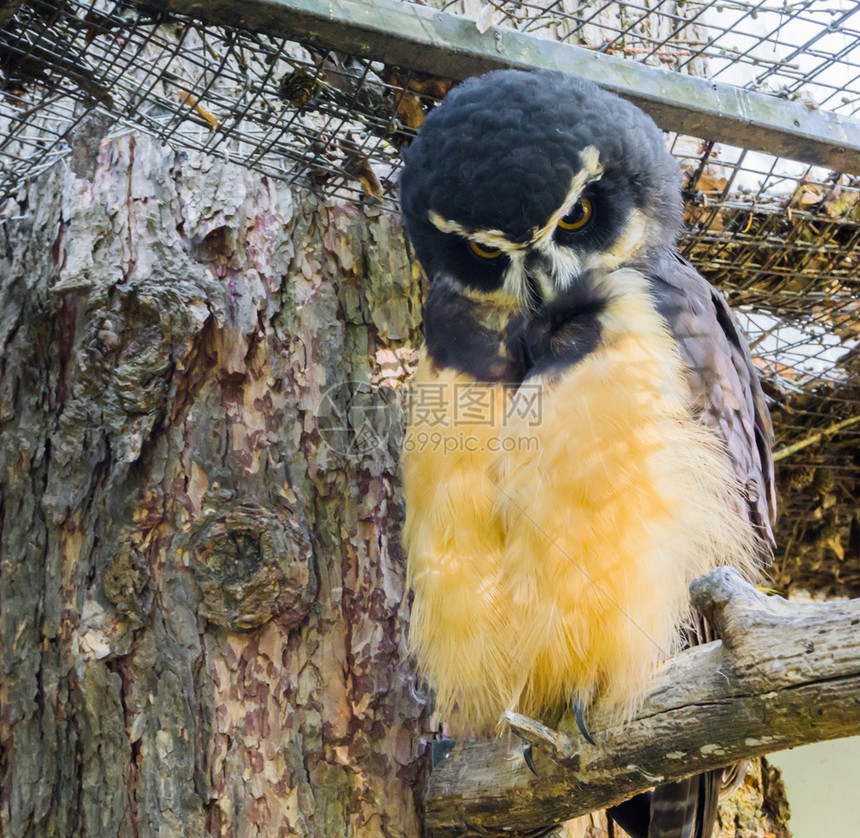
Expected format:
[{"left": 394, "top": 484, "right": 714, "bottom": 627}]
[{"left": 399, "top": 69, "right": 775, "bottom": 838}]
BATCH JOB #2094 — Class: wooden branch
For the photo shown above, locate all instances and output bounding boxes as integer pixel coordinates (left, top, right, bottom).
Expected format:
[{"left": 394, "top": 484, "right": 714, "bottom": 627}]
[
  {"left": 425, "top": 568, "right": 860, "bottom": 836},
  {"left": 772, "top": 414, "right": 860, "bottom": 462}
]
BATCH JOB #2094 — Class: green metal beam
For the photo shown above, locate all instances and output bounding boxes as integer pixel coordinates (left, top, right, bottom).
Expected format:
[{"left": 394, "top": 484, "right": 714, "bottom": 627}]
[{"left": 163, "top": 0, "right": 860, "bottom": 173}]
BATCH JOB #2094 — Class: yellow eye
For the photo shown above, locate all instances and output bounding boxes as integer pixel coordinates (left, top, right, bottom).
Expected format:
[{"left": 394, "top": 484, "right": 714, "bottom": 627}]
[
  {"left": 469, "top": 240, "right": 502, "bottom": 260},
  {"left": 558, "top": 197, "right": 593, "bottom": 231}
]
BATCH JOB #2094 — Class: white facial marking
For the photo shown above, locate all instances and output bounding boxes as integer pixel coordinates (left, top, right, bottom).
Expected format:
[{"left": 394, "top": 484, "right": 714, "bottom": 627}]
[
  {"left": 428, "top": 146, "right": 613, "bottom": 305},
  {"left": 539, "top": 240, "right": 583, "bottom": 296},
  {"left": 428, "top": 210, "right": 527, "bottom": 253},
  {"left": 583, "top": 208, "right": 648, "bottom": 273},
  {"left": 531, "top": 145, "right": 604, "bottom": 248},
  {"left": 501, "top": 253, "right": 530, "bottom": 309}
]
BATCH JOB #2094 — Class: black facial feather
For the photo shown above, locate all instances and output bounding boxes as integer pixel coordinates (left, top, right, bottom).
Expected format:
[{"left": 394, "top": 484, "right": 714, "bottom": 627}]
[
  {"left": 508, "top": 274, "right": 607, "bottom": 379},
  {"left": 423, "top": 274, "right": 608, "bottom": 385},
  {"left": 423, "top": 280, "right": 527, "bottom": 383},
  {"left": 435, "top": 230, "right": 511, "bottom": 294}
]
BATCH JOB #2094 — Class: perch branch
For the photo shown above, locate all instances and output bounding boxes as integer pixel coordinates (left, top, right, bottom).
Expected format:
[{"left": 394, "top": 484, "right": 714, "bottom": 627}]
[
  {"left": 425, "top": 568, "right": 860, "bottom": 837},
  {"left": 772, "top": 414, "right": 860, "bottom": 462}
]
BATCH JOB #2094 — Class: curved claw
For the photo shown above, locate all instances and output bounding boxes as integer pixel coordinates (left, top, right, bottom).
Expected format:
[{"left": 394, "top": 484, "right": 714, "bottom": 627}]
[
  {"left": 573, "top": 698, "right": 596, "bottom": 745},
  {"left": 523, "top": 744, "right": 539, "bottom": 777},
  {"left": 503, "top": 711, "right": 576, "bottom": 761}
]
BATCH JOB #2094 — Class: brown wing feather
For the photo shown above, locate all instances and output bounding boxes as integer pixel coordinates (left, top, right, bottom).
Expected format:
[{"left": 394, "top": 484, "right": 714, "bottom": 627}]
[
  {"left": 652, "top": 252, "right": 775, "bottom": 556},
  {"left": 640, "top": 253, "right": 777, "bottom": 838}
]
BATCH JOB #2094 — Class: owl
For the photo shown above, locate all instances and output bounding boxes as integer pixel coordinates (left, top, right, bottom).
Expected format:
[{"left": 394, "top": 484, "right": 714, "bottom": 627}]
[{"left": 399, "top": 70, "right": 774, "bottom": 838}]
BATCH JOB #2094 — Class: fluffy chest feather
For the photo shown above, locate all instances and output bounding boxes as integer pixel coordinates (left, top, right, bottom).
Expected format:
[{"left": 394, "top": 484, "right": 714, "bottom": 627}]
[{"left": 403, "top": 269, "right": 758, "bottom": 735}]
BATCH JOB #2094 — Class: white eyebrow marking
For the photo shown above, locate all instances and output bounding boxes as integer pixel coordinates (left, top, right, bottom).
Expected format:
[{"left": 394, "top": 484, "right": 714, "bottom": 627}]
[
  {"left": 426, "top": 145, "right": 604, "bottom": 252},
  {"left": 531, "top": 146, "right": 604, "bottom": 247},
  {"left": 427, "top": 211, "right": 527, "bottom": 253}
]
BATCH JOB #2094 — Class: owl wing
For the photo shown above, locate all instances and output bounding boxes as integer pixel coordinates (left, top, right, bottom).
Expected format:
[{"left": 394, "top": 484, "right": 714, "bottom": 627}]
[
  {"left": 608, "top": 253, "right": 776, "bottom": 838},
  {"left": 653, "top": 251, "right": 776, "bottom": 553}
]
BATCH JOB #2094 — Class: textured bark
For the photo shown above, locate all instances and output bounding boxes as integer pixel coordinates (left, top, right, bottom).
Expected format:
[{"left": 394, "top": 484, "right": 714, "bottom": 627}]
[
  {"left": 425, "top": 568, "right": 860, "bottom": 836},
  {"left": 0, "top": 129, "right": 426, "bottom": 837}
]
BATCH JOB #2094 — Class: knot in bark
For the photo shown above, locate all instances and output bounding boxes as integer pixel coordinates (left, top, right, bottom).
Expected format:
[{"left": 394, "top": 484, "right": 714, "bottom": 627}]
[{"left": 187, "top": 500, "right": 315, "bottom": 631}]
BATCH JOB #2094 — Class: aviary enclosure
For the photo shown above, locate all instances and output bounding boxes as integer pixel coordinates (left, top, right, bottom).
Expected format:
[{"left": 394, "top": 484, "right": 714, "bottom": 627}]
[{"left": 1, "top": 1, "right": 859, "bottom": 836}]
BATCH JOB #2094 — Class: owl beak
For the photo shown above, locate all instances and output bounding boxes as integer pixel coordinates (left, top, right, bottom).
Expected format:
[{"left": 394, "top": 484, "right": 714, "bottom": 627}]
[
  {"left": 524, "top": 249, "right": 565, "bottom": 304},
  {"left": 524, "top": 273, "right": 545, "bottom": 309},
  {"left": 532, "top": 272, "right": 556, "bottom": 304}
]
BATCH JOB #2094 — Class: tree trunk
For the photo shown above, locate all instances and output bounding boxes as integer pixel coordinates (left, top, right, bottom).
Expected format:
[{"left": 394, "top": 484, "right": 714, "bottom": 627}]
[{"left": 0, "top": 129, "right": 426, "bottom": 837}]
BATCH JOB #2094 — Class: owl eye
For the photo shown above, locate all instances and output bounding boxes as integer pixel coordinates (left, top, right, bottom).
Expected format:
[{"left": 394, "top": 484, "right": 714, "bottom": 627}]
[
  {"left": 469, "top": 240, "right": 503, "bottom": 260},
  {"left": 558, "top": 197, "right": 593, "bottom": 231}
]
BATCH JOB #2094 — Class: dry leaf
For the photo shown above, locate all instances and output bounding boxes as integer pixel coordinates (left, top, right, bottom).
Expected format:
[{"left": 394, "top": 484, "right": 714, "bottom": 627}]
[
  {"left": 177, "top": 90, "right": 219, "bottom": 129},
  {"left": 341, "top": 135, "right": 383, "bottom": 201},
  {"left": 795, "top": 182, "right": 824, "bottom": 207},
  {"left": 396, "top": 92, "right": 425, "bottom": 130},
  {"left": 278, "top": 68, "right": 322, "bottom": 108},
  {"left": 826, "top": 534, "right": 844, "bottom": 560},
  {"left": 697, "top": 171, "right": 729, "bottom": 194},
  {"left": 408, "top": 76, "right": 452, "bottom": 99}
]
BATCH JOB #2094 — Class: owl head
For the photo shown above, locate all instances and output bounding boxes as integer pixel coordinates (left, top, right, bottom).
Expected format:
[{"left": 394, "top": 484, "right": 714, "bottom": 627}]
[{"left": 400, "top": 70, "right": 682, "bottom": 309}]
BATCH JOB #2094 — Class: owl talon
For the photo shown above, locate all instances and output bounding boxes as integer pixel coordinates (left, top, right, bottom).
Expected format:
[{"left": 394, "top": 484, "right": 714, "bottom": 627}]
[
  {"left": 523, "top": 744, "right": 540, "bottom": 777},
  {"left": 503, "top": 711, "right": 576, "bottom": 760},
  {"left": 573, "top": 699, "right": 597, "bottom": 745}
]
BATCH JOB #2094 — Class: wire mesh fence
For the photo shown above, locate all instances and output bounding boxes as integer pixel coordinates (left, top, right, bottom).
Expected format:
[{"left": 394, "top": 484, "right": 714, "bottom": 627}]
[
  {"left": 445, "top": 0, "right": 860, "bottom": 116},
  {"left": 0, "top": 0, "right": 426, "bottom": 206},
  {"left": 2, "top": 0, "right": 859, "bottom": 592}
]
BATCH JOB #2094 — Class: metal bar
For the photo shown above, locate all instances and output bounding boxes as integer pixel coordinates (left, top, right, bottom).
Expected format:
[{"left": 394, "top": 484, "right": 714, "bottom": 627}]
[{"left": 152, "top": 0, "right": 860, "bottom": 172}]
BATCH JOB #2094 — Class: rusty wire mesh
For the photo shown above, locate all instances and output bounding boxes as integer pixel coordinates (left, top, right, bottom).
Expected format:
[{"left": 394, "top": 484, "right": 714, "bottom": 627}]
[
  {"left": 448, "top": 0, "right": 860, "bottom": 115},
  {"left": 1, "top": 0, "right": 860, "bottom": 592},
  {"left": 0, "top": 0, "right": 427, "bottom": 206}
]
